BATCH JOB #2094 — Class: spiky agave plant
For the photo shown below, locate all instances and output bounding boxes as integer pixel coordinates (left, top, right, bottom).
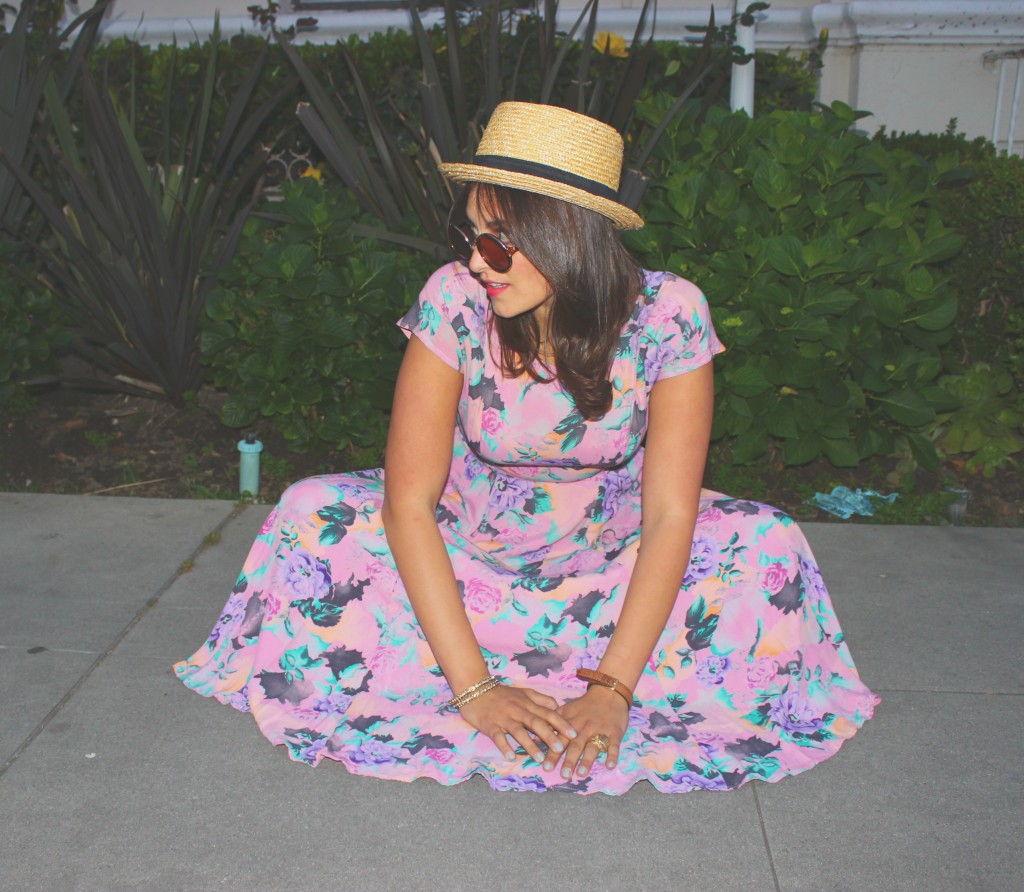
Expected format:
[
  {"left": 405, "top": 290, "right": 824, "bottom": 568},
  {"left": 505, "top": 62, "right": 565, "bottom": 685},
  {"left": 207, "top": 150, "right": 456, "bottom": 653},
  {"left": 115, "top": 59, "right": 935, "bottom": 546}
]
[{"left": 2, "top": 18, "right": 297, "bottom": 404}]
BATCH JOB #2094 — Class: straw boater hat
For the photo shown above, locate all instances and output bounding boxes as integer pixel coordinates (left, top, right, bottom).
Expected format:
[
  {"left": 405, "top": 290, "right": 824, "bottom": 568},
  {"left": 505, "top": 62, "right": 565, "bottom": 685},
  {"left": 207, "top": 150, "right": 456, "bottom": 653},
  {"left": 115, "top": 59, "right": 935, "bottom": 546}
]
[{"left": 439, "top": 102, "right": 644, "bottom": 231}]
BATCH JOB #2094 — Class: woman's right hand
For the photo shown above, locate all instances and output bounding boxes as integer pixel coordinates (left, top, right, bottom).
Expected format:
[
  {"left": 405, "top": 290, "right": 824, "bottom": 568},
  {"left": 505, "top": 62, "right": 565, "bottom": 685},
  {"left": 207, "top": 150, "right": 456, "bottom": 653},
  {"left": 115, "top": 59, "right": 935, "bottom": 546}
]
[{"left": 458, "top": 685, "right": 578, "bottom": 768}]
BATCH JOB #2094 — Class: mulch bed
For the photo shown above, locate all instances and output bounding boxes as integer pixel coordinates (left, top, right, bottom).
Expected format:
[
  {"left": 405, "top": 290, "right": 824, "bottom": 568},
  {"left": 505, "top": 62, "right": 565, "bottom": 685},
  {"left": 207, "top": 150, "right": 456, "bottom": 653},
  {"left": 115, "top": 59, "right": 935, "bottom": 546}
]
[{"left": 2, "top": 385, "right": 1020, "bottom": 528}]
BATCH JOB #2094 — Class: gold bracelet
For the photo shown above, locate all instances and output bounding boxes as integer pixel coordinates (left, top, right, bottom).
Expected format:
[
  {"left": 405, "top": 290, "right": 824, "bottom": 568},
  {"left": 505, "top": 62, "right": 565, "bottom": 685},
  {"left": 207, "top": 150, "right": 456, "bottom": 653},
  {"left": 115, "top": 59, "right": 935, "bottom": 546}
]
[
  {"left": 448, "top": 675, "right": 501, "bottom": 709},
  {"left": 450, "top": 675, "right": 494, "bottom": 701},
  {"left": 451, "top": 678, "right": 502, "bottom": 709}
]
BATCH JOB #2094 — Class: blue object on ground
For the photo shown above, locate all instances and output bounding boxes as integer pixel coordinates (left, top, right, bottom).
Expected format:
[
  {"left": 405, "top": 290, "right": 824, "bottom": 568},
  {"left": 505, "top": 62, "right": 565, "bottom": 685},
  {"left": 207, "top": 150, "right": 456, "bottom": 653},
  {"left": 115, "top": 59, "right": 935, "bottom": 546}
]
[
  {"left": 806, "top": 485, "right": 899, "bottom": 518},
  {"left": 238, "top": 434, "right": 264, "bottom": 496}
]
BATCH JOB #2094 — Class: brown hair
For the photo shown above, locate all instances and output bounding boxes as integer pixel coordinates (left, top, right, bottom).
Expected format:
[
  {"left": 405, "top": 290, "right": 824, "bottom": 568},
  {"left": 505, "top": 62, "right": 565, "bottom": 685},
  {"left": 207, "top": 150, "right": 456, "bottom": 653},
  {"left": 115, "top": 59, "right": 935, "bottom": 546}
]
[{"left": 456, "top": 183, "right": 642, "bottom": 419}]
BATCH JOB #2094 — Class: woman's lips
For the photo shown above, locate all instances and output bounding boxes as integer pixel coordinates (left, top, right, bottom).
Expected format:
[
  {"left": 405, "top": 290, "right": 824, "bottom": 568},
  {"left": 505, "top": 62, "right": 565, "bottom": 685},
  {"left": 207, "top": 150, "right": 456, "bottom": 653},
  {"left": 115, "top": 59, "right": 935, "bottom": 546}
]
[{"left": 483, "top": 281, "right": 508, "bottom": 299}]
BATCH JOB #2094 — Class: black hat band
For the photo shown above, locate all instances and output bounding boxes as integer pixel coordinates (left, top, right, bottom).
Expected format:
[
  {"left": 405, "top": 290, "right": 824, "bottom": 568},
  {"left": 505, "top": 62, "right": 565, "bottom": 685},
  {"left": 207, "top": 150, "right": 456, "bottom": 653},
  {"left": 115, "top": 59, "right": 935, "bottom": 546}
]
[{"left": 471, "top": 155, "right": 620, "bottom": 202}]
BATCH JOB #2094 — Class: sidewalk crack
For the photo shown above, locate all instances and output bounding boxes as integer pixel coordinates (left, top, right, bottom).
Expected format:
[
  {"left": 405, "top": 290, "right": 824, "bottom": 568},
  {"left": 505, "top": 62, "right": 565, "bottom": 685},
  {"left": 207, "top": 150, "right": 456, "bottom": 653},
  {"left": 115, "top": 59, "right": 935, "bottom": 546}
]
[
  {"left": 0, "top": 504, "right": 247, "bottom": 778},
  {"left": 753, "top": 783, "right": 782, "bottom": 892}
]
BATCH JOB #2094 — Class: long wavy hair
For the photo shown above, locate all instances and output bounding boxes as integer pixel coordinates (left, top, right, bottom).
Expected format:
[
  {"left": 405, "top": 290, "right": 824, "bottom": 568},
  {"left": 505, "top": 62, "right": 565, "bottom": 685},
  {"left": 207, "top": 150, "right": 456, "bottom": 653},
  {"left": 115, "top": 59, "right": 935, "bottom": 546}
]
[{"left": 454, "top": 183, "right": 642, "bottom": 419}]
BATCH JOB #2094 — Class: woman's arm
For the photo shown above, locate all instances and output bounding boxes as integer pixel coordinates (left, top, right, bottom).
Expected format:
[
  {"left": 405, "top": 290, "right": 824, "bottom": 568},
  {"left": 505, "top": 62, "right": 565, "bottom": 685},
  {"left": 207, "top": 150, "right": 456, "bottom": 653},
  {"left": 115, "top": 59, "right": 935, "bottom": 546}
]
[
  {"left": 382, "top": 336, "right": 485, "bottom": 692},
  {"left": 382, "top": 336, "right": 577, "bottom": 762},
  {"left": 556, "top": 360, "right": 715, "bottom": 777}
]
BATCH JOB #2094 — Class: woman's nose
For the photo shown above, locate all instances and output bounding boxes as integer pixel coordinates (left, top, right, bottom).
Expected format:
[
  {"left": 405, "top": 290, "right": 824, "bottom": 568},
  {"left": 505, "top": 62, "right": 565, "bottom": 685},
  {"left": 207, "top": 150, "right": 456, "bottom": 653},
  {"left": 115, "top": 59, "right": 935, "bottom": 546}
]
[{"left": 467, "top": 242, "right": 488, "bottom": 275}]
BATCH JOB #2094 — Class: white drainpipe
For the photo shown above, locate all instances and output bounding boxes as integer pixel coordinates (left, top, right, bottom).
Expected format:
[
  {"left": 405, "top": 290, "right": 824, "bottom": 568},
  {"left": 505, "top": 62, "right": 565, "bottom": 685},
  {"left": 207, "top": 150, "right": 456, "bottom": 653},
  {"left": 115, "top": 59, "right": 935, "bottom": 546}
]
[{"left": 730, "top": 21, "right": 757, "bottom": 117}]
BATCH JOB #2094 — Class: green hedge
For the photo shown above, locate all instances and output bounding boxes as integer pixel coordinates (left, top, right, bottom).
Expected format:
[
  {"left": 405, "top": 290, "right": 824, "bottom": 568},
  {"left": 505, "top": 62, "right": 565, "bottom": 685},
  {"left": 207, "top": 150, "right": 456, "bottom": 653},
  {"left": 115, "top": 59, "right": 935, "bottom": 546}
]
[
  {"left": 200, "top": 179, "right": 435, "bottom": 453},
  {"left": 0, "top": 243, "right": 69, "bottom": 412},
  {"left": 627, "top": 98, "right": 964, "bottom": 469},
  {"left": 82, "top": 25, "right": 818, "bottom": 166},
  {"left": 876, "top": 126, "right": 1024, "bottom": 475}
]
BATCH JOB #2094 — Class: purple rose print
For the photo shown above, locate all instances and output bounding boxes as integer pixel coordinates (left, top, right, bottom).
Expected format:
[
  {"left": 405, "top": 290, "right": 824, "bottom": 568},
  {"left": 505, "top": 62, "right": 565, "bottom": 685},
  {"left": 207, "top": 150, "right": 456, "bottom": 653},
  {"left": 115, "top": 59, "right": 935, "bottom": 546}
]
[
  {"left": 693, "top": 730, "right": 725, "bottom": 755},
  {"left": 800, "top": 558, "right": 828, "bottom": 604},
  {"left": 209, "top": 593, "right": 247, "bottom": 644},
  {"left": 627, "top": 706, "right": 648, "bottom": 730},
  {"left": 489, "top": 473, "right": 534, "bottom": 513},
  {"left": 297, "top": 736, "right": 328, "bottom": 765},
  {"left": 310, "top": 690, "right": 354, "bottom": 716},
  {"left": 666, "top": 770, "right": 727, "bottom": 792},
  {"left": 696, "top": 655, "right": 730, "bottom": 686},
  {"left": 645, "top": 270, "right": 668, "bottom": 290},
  {"left": 348, "top": 738, "right": 405, "bottom": 766},
  {"left": 769, "top": 690, "right": 824, "bottom": 734},
  {"left": 579, "top": 635, "right": 611, "bottom": 670},
  {"left": 684, "top": 534, "right": 718, "bottom": 585},
  {"left": 223, "top": 689, "right": 252, "bottom": 713},
  {"left": 463, "top": 451, "right": 486, "bottom": 480},
  {"left": 282, "top": 548, "right": 331, "bottom": 600},
  {"left": 643, "top": 341, "right": 676, "bottom": 383},
  {"left": 490, "top": 775, "right": 547, "bottom": 792},
  {"left": 600, "top": 467, "right": 636, "bottom": 516}
]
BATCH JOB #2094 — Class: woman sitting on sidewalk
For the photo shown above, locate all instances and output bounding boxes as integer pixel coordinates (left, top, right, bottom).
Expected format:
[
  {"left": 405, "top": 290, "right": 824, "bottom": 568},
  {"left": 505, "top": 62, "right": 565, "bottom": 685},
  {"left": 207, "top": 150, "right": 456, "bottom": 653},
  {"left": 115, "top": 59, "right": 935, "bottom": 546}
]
[{"left": 174, "top": 102, "right": 879, "bottom": 794}]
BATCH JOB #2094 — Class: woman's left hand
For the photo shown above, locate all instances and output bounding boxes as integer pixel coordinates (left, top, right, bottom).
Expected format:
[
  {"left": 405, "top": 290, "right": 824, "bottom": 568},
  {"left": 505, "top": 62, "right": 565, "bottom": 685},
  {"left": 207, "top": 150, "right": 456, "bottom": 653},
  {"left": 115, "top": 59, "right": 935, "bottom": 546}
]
[{"left": 553, "top": 685, "right": 629, "bottom": 780}]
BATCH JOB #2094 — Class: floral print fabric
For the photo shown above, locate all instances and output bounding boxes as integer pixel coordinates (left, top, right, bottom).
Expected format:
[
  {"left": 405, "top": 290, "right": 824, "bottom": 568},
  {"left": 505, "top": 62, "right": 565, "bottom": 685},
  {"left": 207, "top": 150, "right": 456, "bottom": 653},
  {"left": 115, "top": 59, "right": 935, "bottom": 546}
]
[{"left": 174, "top": 264, "right": 879, "bottom": 794}]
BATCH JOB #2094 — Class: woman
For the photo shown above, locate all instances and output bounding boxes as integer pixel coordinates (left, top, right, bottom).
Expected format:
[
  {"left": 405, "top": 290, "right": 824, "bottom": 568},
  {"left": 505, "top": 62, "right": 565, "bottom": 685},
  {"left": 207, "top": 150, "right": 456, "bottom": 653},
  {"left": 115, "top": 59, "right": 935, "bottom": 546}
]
[{"left": 175, "top": 102, "right": 878, "bottom": 794}]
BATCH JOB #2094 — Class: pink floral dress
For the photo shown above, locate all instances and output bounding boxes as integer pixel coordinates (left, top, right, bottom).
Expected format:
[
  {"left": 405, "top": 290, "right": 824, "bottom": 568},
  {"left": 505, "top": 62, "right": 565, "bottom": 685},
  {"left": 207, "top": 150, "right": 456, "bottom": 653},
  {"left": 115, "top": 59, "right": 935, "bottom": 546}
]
[{"left": 174, "top": 264, "right": 879, "bottom": 794}]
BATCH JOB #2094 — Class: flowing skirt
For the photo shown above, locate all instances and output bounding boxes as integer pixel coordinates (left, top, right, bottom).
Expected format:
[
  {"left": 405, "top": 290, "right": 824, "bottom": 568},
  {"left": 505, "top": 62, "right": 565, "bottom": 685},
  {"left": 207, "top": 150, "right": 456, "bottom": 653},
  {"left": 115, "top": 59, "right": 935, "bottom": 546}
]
[{"left": 174, "top": 472, "right": 879, "bottom": 794}]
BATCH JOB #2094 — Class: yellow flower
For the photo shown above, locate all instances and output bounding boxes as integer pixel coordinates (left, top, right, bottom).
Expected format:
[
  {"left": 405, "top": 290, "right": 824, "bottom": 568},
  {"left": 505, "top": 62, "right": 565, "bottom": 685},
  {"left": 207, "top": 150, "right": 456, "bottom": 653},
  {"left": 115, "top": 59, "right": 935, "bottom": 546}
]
[{"left": 594, "top": 32, "right": 628, "bottom": 58}]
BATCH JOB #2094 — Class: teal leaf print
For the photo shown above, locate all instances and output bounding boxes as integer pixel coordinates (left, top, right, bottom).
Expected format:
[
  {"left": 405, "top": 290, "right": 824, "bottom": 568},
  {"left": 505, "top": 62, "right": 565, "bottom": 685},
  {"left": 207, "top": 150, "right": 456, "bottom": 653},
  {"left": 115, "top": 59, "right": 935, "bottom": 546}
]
[
  {"left": 685, "top": 596, "right": 719, "bottom": 651},
  {"left": 554, "top": 412, "right": 587, "bottom": 452},
  {"left": 281, "top": 645, "right": 320, "bottom": 671},
  {"left": 525, "top": 615, "right": 567, "bottom": 651},
  {"left": 317, "top": 503, "right": 357, "bottom": 546},
  {"left": 293, "top": 597, "right": 342, "bottom": 627}
]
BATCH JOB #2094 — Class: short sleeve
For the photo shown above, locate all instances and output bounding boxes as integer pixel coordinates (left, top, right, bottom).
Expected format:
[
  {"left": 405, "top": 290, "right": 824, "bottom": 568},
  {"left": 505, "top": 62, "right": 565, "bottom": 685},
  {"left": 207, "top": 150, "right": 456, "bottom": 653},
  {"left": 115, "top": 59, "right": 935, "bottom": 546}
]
[
  {"left": 396, "top": 263, "right": 476, "bottom": 373},
  {"left": 646, "top": 273, "right": 725, "bottom": 381}
]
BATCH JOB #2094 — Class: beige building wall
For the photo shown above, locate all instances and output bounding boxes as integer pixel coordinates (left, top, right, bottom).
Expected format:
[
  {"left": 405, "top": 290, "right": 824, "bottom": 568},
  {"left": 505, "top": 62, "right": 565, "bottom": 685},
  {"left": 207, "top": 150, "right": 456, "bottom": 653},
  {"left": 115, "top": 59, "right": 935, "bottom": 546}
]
[{"left": 14, "top": 2, "right": 1024, "bottom": 150}]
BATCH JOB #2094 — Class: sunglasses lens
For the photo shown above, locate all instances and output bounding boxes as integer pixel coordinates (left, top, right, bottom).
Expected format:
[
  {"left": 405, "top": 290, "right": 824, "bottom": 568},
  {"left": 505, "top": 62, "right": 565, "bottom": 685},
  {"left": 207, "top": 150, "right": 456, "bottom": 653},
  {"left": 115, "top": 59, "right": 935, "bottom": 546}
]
[
  {"left": 476, "top": 234, "right": 513, "bottom": 273},
  {"left": 448, "top": 224, "right": 473, "bottom": 262}
]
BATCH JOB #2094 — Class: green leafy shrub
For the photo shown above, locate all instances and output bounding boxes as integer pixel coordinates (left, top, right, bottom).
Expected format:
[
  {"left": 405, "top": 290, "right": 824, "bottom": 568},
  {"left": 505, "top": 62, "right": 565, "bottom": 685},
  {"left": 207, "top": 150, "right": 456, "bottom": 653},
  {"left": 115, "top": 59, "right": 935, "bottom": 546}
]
[
  {"left": 0, "top": 243, "right": 69, "bottom": 411},
  {"left": 937, "top": 152, "right": 1024, "bottom": 378},
  {"left": 930, "top": 363, "right": 1023, "bottom": 477},
  {"left": 878, "top": 125, "right": 1024, "bottom": 476},
  {"left": 200, "top": 179, "right": 435, "bottom": 453},
  {"left": 629, "top": 99, "right": 964, "bottom": 469}
]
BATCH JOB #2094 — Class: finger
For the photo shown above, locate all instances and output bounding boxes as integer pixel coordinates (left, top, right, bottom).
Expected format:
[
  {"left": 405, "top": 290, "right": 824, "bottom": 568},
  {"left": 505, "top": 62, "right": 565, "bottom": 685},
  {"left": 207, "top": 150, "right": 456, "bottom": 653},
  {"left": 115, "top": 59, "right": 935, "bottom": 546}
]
[
  {"left": 558, "top": 738, "right": 586, "bottom": 781},
  {"left": 576, "top": 740, "right": 598, "bottom": 778},
  {"left": 482, "top": 726, "right": 517, "bottom": 761},
  {"left": 506, "top": 724, "right": 546, "bottom": 764},
  {"left": 606, "top": 741, "right": 620, "bottom": 771}
]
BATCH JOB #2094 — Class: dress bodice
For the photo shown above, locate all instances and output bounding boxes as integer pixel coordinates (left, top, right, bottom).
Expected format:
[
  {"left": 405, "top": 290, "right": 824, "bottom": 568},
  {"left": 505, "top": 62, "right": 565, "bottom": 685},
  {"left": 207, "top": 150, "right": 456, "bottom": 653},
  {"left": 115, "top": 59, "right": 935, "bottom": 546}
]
[{"left": 397, "top": 264, "right": 724, "bottom": 575}]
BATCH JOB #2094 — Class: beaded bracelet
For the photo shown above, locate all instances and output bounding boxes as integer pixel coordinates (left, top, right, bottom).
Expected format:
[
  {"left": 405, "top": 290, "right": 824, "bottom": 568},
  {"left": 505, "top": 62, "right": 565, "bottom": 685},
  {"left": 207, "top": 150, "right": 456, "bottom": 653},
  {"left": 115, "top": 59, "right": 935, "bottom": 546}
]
[{"left": 448, "top": 675, "right": 502, "bottom": 709}]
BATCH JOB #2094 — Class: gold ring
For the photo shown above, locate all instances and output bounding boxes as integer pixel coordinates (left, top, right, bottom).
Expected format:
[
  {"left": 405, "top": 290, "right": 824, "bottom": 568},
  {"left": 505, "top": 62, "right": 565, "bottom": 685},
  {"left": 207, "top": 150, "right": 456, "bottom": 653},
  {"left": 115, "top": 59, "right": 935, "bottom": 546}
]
[{"left": 588, "top": 734, "right": 610, "bottom": 753}]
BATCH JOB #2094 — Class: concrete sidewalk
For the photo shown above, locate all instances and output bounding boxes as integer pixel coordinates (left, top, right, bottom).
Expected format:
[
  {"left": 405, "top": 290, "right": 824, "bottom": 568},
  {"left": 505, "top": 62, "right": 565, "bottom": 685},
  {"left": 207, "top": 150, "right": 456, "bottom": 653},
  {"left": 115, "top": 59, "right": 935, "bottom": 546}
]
[{"left": 0, "top": 491, "right": 1020, "bottom": 891}]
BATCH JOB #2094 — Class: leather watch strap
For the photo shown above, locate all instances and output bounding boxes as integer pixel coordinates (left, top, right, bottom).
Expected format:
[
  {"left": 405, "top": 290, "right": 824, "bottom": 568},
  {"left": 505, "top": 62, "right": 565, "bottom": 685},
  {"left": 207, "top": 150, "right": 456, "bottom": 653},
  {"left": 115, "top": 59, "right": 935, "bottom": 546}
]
[{"left": 576, "top": 667, "right": 634, "bottom": 706}]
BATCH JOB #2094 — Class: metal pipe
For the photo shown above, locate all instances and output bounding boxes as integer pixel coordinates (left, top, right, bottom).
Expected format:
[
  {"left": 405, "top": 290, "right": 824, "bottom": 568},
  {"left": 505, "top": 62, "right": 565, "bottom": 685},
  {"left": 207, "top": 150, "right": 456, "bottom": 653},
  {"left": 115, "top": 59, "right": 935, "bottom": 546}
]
[
  {"left": 730, "top": 22, "right": 757, "bottom": 116},
  {"left": 1008, "top": 59, "right": 1023, "bottom": 155},
  {"left": 993, "top": 59, "right": 1006, "bottom": 145}
]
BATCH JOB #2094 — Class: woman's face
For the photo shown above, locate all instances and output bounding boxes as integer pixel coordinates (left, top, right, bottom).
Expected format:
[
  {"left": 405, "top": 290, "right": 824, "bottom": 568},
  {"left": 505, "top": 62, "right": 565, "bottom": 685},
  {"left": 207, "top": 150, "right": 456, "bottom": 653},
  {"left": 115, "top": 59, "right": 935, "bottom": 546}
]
[{"left": 465, "top": 188, "right": 553, "bottom": 330}]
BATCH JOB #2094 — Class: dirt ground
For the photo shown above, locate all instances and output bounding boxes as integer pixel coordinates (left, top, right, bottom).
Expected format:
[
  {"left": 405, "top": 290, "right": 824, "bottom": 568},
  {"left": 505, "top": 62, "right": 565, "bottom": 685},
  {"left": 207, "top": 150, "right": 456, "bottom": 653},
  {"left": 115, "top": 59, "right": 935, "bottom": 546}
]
[{"left": 1, "top": 385, "right": 1021, "bottom": 527}]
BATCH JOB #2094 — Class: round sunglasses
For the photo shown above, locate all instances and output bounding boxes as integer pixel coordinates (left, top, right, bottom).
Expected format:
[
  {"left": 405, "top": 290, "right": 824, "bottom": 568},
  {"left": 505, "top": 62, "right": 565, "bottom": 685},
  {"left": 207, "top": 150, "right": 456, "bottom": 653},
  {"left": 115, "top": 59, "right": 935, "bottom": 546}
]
[{"left": 447, "top": 223, "right": 519, "bottom": 273}]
